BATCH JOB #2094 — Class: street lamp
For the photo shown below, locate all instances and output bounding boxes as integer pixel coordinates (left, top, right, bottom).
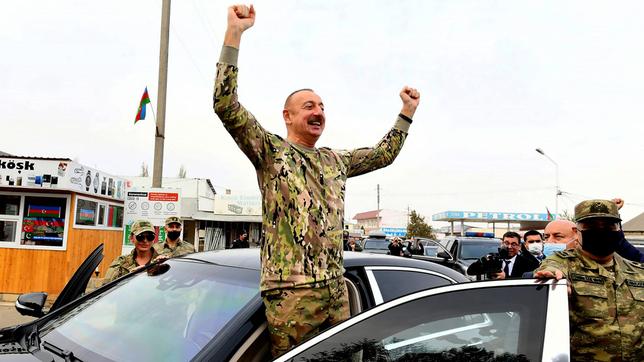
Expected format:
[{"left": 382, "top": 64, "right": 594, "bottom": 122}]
[{"left": 535, "top": 148, "right": 560, "bottom": 218}]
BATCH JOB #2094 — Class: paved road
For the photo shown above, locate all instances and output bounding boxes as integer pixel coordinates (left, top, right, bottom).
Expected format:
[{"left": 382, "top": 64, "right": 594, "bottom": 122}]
[{"left": 0, "top": 302, "right": 35, "bottom": 328}]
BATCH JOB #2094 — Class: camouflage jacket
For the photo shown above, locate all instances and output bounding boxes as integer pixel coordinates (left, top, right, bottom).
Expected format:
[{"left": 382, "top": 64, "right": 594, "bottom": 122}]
[
  {"left": 104, "top": 248, "right": 159, "bottom": 282},
  {"left": 153, "top": 239, "right": 195, "bottom": 258},
  {"left": 537, "top": 248, "right": 644, "bottom": 361},
  {"left": 214, "top": 46, "right": 410, "bottom": 292}
]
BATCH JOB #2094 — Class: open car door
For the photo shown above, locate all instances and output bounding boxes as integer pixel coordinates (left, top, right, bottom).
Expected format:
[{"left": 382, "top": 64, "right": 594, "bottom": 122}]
[{"left": 16, "top": 243, "right": 104, "bottom": 317}]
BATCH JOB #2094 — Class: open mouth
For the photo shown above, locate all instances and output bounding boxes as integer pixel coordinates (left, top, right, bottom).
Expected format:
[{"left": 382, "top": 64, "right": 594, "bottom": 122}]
[{"left": 307, "top": 117, "right": 323, "bottom": 127}]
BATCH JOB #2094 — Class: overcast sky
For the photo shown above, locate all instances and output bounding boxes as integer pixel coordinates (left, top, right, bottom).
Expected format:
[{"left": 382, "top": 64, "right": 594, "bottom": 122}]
[{"left": 2, "top": 0, "right": 643, "bottom": 225}]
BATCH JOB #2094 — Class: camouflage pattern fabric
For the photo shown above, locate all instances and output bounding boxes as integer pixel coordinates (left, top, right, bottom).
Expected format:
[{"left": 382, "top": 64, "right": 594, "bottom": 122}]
[
  {"left": 153, "top": 239, "right": 195, "bottom": 258},
  {"left": 536, "top": 248, "right": 644, "bottom": 361},
  {"left": 262, "top": 277, "right": 350, "bottom": 357},
  {"left": 574, "top": 199, "right": 621, "bottom": 222},
  {"left": 213, "top": 46, "right": 410, "bottom": 292},
  {"left": 104, "top": 247, "right": 160, "bottom": 282}
]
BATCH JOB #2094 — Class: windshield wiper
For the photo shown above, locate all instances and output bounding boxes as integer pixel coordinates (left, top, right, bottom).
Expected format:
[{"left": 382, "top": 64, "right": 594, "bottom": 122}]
[{"left": 43, "top": 340, "right": 83, "bottom": 362}]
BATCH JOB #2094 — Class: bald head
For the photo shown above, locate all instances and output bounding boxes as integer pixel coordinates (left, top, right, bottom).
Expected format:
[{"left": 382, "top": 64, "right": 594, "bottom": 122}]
[{"left": 544, "top": 219, "right": 578, "bottom": 249}]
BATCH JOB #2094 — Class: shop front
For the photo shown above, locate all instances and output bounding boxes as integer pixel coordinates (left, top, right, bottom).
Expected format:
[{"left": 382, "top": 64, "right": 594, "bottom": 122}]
[{"left": 0, "top": 156, "right": 127, "bottom": 296}]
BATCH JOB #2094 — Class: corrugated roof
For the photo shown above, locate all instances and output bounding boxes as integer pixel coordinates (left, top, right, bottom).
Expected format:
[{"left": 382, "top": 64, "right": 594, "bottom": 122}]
[
  {"left": 353, "top": 210, "right": 380, "bottom": 220},
  {"left": 623, "top": 212, "right": 644, "bottom": 232}
]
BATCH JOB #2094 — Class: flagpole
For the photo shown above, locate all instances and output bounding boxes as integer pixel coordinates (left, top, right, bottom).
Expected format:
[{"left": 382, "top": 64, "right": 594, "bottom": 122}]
[
  {"left": 148, "top": 100, "right": 157, "bottom": 123},
  {"left": 152, "top": 0, "right": 171, "bottom": 188}
]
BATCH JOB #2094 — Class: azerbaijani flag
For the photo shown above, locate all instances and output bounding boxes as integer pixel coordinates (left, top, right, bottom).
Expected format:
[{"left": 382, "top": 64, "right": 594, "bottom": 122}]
[
  {"left": 546, "top": 207, "right": 554, "bottom": 221},
  {"left": 135, "top": 87, "right": 151, "bottom": 123},
  {"left": 27, "top": 205, "right": 62, "bottom": 218}
]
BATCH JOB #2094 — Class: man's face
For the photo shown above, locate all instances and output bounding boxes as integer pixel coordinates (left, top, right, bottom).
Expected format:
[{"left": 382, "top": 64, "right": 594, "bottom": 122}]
[
  {"left": 577, "top": 219, "right": 620, "bottom": 240},
  {"left": 502, "top": 236, "right": 521, "bottom": 258},
  {"left": 165, "top": 222, "right": 182, "bottom": 234},
  {"left": 242, "top": 233, "right": 248, "bottom": 240},
  {"left": 544, "top": 220, "right": 577, "bottom": 248},
  {"left": 283, "top": 90, "right": 325, "bottom": 145},
  {"left": 524, "top": 234, "right": 543, "bottom": 254}
]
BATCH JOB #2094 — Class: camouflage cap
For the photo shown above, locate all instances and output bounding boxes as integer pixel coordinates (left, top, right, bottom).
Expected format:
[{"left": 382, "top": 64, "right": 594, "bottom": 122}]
[
  {"left": 574, "top": 199, "right": 621, "bottom": 223},
  {"left": 164, "top": 216, "right": 182, "bottom": 226},
  {"left": 131, "top": 220, "right": 155, "bottom": 236}
]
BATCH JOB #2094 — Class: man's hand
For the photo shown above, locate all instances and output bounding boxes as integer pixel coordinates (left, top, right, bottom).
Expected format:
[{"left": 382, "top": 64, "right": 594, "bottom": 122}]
[
  {"left": 612, "top": 198, "right": 624, "bottom": 210},
  {"left": 224, "top": 4, "right": 255, "bottom": 48},
  {"left": 400, "top": 86, "right": 420, "bottom": 119},
  {"left": 534, "top": 269, "right": 571, "bottom": 295},
  {"left": 492, "top": 271, "right": 506, "bottom": 280}
]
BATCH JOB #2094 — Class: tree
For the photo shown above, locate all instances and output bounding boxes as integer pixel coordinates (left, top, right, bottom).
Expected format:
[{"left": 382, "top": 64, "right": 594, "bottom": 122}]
[
  {"left": 178, "top": 165, "right": 187, "bottom": 178},
  {"left": 559, "top": 209, "right": 575, "bottom": 222},
  {"left": 407, "top": 210, "right": 435, "bottom": 239},
  {"left": 140, "top": 162, "right": 149, "bottom": 177}
]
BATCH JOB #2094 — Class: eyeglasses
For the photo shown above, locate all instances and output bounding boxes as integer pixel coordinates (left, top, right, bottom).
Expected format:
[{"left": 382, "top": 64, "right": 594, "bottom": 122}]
[
  {"left": 503, "top": 242, "right": 521, "bottom": 248},
  {"left": 135, "top": 232, "right": 155, "bottom": 242}
]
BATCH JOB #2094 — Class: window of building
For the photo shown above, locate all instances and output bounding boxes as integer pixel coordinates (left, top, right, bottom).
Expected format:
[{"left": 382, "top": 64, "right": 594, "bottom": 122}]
[
  {"left": 107, "top": 205, "right": 124, "bottom": 228},
  {"left": 21, "top": 196, "right": 68, "bottom": 247},
  {"left": 75, "top": 198, "right": 98, "bottom": 226},
  {"left": 0, "top": 194, "right": 21, "bottom": 243},
  {"left": 73, "top": 196, "right": 124, "bottom": 230}
]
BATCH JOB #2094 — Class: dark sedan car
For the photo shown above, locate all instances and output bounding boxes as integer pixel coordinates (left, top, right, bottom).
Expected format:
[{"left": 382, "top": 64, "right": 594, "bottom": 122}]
[{"left": 0, "top": 249, "right": 469, "bottom": 361}]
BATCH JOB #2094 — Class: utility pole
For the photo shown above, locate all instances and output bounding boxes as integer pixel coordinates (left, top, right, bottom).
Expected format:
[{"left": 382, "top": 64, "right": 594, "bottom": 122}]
[
  {"left": 376, "top": 184, "right": 380, "bottom": 211},
  {"left": 152, "top": 0, "right": 171, "bottom": 188}
]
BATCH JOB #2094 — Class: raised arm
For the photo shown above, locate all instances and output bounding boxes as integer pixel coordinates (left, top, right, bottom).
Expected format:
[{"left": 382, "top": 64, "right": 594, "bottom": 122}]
[
  {"left": 214, "top": 4, "right": 267, "bottom": 168},
  {"left": 345, "top": 87, "right": 420, "bottom": 177}
]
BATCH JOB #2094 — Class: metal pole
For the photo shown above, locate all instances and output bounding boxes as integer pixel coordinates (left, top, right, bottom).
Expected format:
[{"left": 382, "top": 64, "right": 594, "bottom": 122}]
[
  {"left": 152, "top": 0, "right": 171, "bottom": 188},
  {"left": 536, "top": 148, "right": 560, "bottom": 218}
]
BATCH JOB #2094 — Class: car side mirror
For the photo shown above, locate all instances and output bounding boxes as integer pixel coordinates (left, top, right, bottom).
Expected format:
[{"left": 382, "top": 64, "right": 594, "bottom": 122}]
[
  {"left": 437, "top": 251, "right": 452, "bottom": 260},
  {"left": 15, "top": 292, "right": 48, "bottom": 318}
]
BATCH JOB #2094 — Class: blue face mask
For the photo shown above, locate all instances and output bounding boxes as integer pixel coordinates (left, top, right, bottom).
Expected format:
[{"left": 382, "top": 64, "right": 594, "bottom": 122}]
[{"left": 543, "top": 243, "right": 566, "bottom": 256}]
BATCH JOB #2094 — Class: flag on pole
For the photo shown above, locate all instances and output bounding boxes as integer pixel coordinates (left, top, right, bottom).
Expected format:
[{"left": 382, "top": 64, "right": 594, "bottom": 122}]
[
  {"left": 135, "top": 87, "right": 151, "bottom": 123},
  {"left": 546, "top": 207, "right": 554, "bottom": 221}
]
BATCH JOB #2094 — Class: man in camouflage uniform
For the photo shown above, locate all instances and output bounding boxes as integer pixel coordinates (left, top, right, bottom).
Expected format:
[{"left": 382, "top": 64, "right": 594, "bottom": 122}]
[
  {"left": 213, "top": 5, "right": 420, "bottom": 357},
  {"left": 153, "top": 216, "right": 195, "bottom": 257},
  {"left": 105, "top": 220, "right": 160, "bottom": 282},
  {"left": 535, "top": 199, "right": 644, "bottom": 361}
]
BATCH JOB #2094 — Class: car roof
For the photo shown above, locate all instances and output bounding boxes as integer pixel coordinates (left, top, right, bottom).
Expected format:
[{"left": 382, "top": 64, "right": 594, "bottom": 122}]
[
  {"left": 444, "top": 237, "right": 501, "bottom": 243},
  {"left": 178, "top": 248, "right": 469, "bottom": 282}
]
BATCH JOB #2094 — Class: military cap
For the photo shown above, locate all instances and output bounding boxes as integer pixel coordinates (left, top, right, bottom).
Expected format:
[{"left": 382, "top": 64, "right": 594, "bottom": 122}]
[
  {"left": 574, "top": 199, "right": 621, "bottom": 222},
  {"left": 131, "top": 219, "right": 155, "bottom": 236},
  {"left": 164, "top": 216, "right": 182, "bottom": 226}
]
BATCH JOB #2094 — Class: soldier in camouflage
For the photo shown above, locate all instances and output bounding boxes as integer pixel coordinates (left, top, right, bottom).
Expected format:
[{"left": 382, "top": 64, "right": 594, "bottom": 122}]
[
  {"left": 213, "top": 4, "right": 420, "bottom": 357},
  {"left": 153, "top": 216, "right": 195, "bottom": 257},
  {"left": 535, "top": 199, "right": 644, "bottom": 361},
  {"left": 105, "top": 220, "right": 160, "bottom": 282}
]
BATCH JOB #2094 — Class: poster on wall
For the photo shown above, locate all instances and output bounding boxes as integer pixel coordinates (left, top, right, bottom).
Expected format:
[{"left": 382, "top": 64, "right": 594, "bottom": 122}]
[
  {"left": 122, "top": 188, "right": 181, "bottom": 248},
  {"left": 0, "top": 157, "right": 126, "bottom": 201},
  {"left": 214, "top": 194, "right": 261, "bottom": 216}
]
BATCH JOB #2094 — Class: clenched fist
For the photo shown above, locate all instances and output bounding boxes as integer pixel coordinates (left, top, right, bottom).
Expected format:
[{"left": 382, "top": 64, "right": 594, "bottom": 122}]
[
  {"left": 400, "top": 86, "right": 420, "bottom": 119},
  {"left": 227, "top": 4, "right": 255, "bottom": 33}
]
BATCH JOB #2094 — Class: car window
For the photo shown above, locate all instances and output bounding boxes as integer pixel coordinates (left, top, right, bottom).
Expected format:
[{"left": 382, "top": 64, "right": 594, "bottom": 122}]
[
  {"left": 371, "top": 270, "right": 452, "bottom": 302},
  {"left": 40, "top": 260, "right": 259, "bottom": 362},
  {"left": 459, "top": 241, "right": 500, "bottom": 260},
  {"left": 364, "top": 239, "right": 389, "bottom": 250},
  {"left": 423, "top": 246, "right": 439, "bottom": 257},
  {"left": 289, "top": 285, "right": 548, "bottom": 361}
]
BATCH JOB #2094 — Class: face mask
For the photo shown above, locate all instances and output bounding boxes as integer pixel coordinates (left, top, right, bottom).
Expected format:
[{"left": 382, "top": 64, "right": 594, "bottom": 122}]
[
  {"left": 167, "top": 231, "right": 181, "bottom": 241},
  {"left": 580, "top": 230, "right": 621, "bottom": 257},
  {"left": 527, "top": 242, "right": 543, "bottom": 255},
  {"left": 543, "top": 243, "right": 566, "bottom": 256}
]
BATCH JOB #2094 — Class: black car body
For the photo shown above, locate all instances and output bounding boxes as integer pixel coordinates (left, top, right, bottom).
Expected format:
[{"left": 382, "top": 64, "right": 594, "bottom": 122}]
[{"left": 0, "top": 249, "right": 468, "bottom": 361}]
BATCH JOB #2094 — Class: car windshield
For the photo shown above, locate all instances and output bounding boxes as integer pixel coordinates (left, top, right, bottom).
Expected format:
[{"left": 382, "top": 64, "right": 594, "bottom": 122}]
[
  {"left": 460, "top": 241, "right": 500, "bottom": 260},
  {"left": 364, "top": 239, "right": 389, "bottom": 250},
  {"left": 40, "top": 259, "right": 259, "bottom": 362}
]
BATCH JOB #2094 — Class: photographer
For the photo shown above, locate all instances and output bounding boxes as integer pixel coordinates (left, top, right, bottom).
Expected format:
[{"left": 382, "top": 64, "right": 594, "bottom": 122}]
[
  {"left": 388, "top": 237, "right": 404, "bottom": 256},
  {"left": 467, "top": 231, "right": 540, "bottom": 279}
]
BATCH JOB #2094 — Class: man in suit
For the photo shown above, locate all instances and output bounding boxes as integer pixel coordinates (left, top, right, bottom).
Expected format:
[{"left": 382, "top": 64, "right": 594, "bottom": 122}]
[{"left": 493, "top": 231, "right": 540, "bottom": 279}]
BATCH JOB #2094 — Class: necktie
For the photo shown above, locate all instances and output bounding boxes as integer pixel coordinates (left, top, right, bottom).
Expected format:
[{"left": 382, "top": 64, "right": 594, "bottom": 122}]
[{"left": 504, "top": 260, "right": 511, "bottom": 276}]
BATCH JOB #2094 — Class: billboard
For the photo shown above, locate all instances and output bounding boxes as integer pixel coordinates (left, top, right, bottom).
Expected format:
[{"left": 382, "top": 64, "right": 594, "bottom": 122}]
[{"left": 122, "top": 188, "right": 181, "bottom": 247}]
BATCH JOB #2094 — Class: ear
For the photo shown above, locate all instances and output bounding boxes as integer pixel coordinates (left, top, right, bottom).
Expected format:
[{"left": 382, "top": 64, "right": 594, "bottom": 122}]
[{"left": 283, "top": 109, "right": 292, "bottom": 125}]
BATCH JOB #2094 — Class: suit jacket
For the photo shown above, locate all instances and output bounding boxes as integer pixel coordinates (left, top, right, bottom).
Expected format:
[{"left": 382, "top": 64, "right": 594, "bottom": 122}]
[{"left": 507, "top": 253, "right": 540, "bottom": 278}]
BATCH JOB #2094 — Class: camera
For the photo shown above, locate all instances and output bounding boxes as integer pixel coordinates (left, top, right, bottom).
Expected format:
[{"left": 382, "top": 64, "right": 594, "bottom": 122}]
[{"left": 466, "top": 247, "right": 510, "bottom": 278}]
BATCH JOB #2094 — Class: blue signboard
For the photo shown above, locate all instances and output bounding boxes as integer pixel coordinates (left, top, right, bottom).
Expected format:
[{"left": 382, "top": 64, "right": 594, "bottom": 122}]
[
  {"left": 381, "top": 227, "right": 407, "bottom": 237},
  {"left": 432, "top": 211, "right": 551, "bottom": 222}
]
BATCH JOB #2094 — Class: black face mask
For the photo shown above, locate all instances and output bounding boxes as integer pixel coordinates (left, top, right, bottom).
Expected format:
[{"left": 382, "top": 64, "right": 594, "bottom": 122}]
[
  {"left": 580, "top": 229, "right": 621, "bottom": 257},
  {"left": 167, "top": 231, "right": 181, "bottom": 241}
]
